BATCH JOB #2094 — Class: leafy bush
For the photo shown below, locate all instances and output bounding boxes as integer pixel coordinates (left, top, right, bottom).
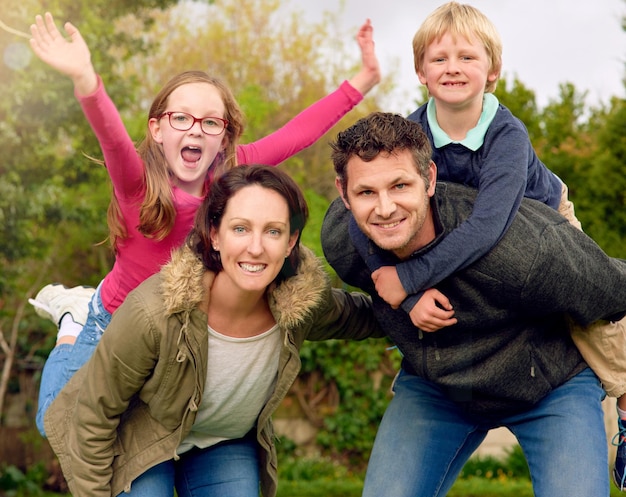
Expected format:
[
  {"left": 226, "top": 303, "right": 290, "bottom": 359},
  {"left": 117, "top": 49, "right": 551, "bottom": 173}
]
[
  {"left": 298, "top": 339, "right": 400, "bottom": 469},
  {"left": 278, "top": 455, "right": 351, "bottom": 481},
  {"left": 0, "top": 463, "right": 47, "bottom": 497},
  {"left": 460, "top": 445, "right": 530, "bottom": 480}
]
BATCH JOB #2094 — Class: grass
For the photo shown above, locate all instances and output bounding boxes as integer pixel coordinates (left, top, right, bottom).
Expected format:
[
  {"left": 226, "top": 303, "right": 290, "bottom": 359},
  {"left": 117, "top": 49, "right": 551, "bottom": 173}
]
[
  {"left": 8, "top": 453, "right": 625, "bottom": 497},
  {"left": 28, "top": 476, "right": 626, "bottom": 497},
  {"left": 276, "top": 476, "right": 535, "bottom": 497},
  {"left": 277, "top": 474, "right": 625, "bottom": 497}
]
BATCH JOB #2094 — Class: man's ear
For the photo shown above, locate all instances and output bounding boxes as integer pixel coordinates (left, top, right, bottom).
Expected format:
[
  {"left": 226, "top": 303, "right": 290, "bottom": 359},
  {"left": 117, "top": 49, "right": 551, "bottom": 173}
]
[
  {"left": 427, "top": 160, "right": 437, "bottom": 197},
  {"left": 335, "top": 177, "right": 351, "bottom": 209}
]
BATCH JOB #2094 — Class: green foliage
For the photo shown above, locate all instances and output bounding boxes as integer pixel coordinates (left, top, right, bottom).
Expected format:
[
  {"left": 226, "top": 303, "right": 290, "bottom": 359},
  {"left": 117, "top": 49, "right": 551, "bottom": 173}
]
[
  {"left": 460, "top": 445, "right": 530, "bottom": 480},
  {"left": 300, "top": 188, "right": 333, "bottom": 259},
  {"left": 495, "top": 77, "right": 541, "bottom": 140},
  {"left": 298, "top": 338, "right": 399, "bottom": 468},
  {"left": 447, "top": 477, "right": 534, "bottom": 497},
  {"left": 279, "top": 455, "right": 352, "bottom": 481},
  {"left": 0, "top": 463, "right": 47, "bottom": 497},
  {"left": 276, "top": 453, "right": 362, "bottom": 497},
  {"left": 276, "top": 478, "right": 362, "bottom": 497},
  {"left": 579, "top": 97, "right": 626, "bottom": 257}
]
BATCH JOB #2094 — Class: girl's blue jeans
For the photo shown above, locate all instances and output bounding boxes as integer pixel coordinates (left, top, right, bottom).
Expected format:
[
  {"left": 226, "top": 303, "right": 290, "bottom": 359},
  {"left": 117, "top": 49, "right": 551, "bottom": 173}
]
[
  {"left": 362, "top": 367, "right": 608, "bottom": 497},
  {"left": 36, "top": 283, "right": 111, "bottom": 436},
  {"left": 120, "top": 435, "right": 260, "bottom": 497}
]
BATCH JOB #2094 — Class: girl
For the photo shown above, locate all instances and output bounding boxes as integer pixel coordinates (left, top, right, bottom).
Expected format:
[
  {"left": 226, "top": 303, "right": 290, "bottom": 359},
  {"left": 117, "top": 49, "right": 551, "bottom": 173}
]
[{"left": 28, "top": 11, "right": 380, "bottom": 436}]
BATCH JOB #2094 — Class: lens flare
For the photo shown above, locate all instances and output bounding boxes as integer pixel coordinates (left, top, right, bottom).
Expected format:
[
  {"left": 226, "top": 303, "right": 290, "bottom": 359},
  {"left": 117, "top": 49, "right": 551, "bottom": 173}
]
[{"left": 4, "top": 42, "right": 31, "bottom": 70}]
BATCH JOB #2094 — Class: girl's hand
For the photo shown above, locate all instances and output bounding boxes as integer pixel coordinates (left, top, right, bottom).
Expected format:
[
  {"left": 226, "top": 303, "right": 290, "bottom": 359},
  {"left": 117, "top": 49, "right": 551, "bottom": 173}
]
[
  {"left": 348, "top": 19, "right": 381, "bottom": 96},
  {"left": 30, "top": 12, "right": 97, "bottom": 95}
]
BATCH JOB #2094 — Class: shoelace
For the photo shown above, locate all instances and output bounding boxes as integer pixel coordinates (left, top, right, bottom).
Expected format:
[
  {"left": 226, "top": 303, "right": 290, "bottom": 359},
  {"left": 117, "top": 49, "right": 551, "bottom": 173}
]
[
  {"left": 611, "top": 420, "right": 626, "bottom": 447},
  {"left": 612, "top": 420, "right": 626, "bottom": 490}
]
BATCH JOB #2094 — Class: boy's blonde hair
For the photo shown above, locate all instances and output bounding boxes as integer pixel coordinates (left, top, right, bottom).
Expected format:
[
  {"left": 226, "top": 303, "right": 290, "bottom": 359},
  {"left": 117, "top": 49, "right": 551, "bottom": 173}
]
[
  {"left": 106, "top": 71, "right": 245, "bottom": 251},
  {"left": 413, "top": 1, "right": 503, "bottom": 93}
]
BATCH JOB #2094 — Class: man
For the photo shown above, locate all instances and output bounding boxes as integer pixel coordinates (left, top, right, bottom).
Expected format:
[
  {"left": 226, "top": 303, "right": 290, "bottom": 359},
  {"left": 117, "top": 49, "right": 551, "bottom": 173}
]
[{"left": 321, "top": 112, "right": 626, "bottom": 497}]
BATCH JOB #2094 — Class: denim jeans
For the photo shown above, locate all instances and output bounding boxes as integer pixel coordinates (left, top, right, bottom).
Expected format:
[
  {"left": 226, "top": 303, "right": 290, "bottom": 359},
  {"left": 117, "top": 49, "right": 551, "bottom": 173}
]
[
  {"left": 121, "top": 436, "right": 260, "bottom": 497},
  {"left": 36, "top": 283, "right": 112, "bottom": 436},
  {"left": 362, "top": 367, "right": 608, "bottom": 497}
]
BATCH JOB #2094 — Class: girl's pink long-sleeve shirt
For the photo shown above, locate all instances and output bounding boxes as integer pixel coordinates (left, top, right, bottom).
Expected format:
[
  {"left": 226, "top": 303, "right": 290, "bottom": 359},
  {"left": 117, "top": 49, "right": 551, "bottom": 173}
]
[{"left": 78, "top": 77, "right": 363, "bottom": 313}]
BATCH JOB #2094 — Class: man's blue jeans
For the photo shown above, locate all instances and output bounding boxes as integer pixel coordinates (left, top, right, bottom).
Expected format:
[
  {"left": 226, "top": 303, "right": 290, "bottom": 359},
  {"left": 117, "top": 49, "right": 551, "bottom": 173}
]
[
  {"left": 120, "top": 436, "right": 260, "bottom": 497},
  {"left": 36, "top": 283, "right": 112, "bottom": 436},
  {"left": 363, "top": 367, "right": 608, "bottom": 497}
]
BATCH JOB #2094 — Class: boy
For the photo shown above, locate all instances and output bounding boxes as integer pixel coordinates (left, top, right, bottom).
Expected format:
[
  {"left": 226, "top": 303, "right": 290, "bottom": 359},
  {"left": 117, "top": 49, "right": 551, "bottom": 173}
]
[{"left": 348, "top": 2, "right": 626, "bottom": 489}]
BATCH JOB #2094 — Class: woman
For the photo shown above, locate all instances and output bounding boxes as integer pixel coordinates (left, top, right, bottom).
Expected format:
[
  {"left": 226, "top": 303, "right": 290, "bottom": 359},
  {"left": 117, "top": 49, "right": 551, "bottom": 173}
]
[{"left": 43, "top": 165, "right": 382, "bottom": 497}]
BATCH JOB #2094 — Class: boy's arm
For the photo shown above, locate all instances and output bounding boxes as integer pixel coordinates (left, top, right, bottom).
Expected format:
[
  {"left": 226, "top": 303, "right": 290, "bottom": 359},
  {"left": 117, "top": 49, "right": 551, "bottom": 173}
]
[
  {"left": 396, "top": 127, "right": 531, "bottom": 296},
  {"left": 371, "top": 270, "right": 456, "bottom": 330}
]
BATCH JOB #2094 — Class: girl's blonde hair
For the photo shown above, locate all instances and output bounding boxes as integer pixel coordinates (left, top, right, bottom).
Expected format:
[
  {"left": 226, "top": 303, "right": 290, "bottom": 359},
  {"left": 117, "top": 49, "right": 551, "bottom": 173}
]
[
  {"left": 412, "top": 2, "right": 502, "bottom": 93},
  {"left": 107, "top": 71, "right": 244, "bottom": 250}
]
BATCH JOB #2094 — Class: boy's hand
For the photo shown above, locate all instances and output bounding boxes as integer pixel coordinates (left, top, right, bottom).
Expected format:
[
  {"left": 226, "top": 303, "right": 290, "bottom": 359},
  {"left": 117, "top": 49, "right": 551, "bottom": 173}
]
[
  {"left": 409, "top": 288, "right": 457, "bottom": 331},
  {"left": 372, "top": 266, "right": 407, "bottom": 308}
]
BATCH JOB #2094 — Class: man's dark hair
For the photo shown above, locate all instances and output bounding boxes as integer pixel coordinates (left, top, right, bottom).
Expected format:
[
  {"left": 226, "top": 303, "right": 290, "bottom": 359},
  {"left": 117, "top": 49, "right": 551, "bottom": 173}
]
[{"left": 331, "top": 112, "right": 433, "bottom": 197}]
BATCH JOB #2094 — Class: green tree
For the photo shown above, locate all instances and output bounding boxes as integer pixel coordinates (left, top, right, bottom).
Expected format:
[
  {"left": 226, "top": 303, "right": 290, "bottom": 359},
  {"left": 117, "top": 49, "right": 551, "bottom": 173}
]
[
  {"left": 583, "top": 96, "right": 626, "bottom": 256},
  {"left": 0, "top": 0, "right": 184, "bottom": 425},
  {"left": 494, "top": 76, "right": 541, "bottom": 141},
  {"left": 533, "top": 83, "right": 594, "bottom": 226},
  {"left": 495, "top": 75, "right": 626, "bottom": 255}
]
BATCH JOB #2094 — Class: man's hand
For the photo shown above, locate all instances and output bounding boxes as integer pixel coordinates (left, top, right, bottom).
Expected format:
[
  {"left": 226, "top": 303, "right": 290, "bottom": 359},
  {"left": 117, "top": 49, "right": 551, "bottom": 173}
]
[
  {"left": 372, "top": 266, "right": 407, "bottom": 308},
  {"left": 409, "top": 288, "right": 457, "bottom": 331}
]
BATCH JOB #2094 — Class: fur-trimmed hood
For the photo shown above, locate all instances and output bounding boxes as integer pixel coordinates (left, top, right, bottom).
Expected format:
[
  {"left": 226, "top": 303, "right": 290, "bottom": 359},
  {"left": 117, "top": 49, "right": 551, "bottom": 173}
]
[
  {"left": 160, "top": 243, "right": 330, "bottom": 329},
  {"left": 45, "top": 240, "right": 380, "bottom": 497}
]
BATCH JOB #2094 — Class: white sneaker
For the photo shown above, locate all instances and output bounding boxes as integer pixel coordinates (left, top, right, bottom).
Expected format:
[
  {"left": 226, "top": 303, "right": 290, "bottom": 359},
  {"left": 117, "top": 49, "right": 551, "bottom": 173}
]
[{"left": 28, "top": 283, "right": 95, "bottom": 326}]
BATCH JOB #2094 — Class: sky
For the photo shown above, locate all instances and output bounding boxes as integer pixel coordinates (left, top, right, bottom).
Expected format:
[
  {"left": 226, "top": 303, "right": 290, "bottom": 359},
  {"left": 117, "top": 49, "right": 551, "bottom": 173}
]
[
  {"left": 285, "top": 0, "right": 625, "bottom": 113},
  {"left": 2, "top": 1, "right": 623, "bottom": 113}
]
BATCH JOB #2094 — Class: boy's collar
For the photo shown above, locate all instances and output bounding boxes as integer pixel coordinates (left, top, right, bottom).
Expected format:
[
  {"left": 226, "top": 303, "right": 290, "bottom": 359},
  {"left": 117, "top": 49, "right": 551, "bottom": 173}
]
[{"left": 427, "top": 94, "right": 499, "bottom": 151}]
